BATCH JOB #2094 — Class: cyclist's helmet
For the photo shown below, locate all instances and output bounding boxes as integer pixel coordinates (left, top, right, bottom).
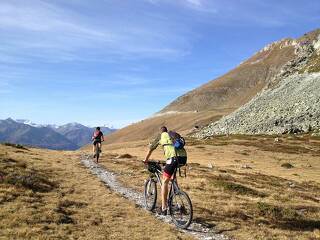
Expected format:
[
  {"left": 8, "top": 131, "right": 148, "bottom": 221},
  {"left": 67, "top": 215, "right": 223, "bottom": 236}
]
[{"left": 96, "top": 127, "right": 100, "bottom": 131}]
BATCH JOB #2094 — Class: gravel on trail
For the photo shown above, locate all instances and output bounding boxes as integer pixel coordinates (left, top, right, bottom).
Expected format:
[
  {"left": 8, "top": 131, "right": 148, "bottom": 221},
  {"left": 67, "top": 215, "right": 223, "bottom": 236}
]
[{"left": 81, "top": 154, "right": 229, "bottom": 240}]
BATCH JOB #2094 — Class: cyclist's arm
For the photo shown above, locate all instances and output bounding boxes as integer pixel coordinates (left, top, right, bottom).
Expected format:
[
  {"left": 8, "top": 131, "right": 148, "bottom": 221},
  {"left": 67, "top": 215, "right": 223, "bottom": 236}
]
[
  {"left": 101, "top": 133, "right": 104, "bottom": 142},
  {"left": 144, "top": 149, "right": 153, "bottom": 162},
  {"left": 91, "top": 131, "right": 95, "bottom": 140},
  {"left": 144, "top": 134, "right": 160, "bottom": 162}
]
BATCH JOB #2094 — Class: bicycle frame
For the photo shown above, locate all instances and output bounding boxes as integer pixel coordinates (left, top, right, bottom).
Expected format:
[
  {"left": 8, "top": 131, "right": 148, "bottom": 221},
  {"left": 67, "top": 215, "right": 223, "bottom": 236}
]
[
  {"left": 145, "top": 161, "right": 193, "bottom": 229},
  {"left": 149, "top": 165, "right": 181, "bottom": 203}
]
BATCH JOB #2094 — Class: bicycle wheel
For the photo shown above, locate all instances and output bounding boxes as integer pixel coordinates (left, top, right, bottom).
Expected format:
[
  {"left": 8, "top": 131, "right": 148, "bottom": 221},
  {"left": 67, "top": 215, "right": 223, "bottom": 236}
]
[
  {"left": 95, "top": 146, "right": 100, "bottom": 163},
  {"left": 144, "top": 178, "right": 157, "bottom": 211},
  {"left": 169, "top": 190, "right": 193, "bottom": 229}
]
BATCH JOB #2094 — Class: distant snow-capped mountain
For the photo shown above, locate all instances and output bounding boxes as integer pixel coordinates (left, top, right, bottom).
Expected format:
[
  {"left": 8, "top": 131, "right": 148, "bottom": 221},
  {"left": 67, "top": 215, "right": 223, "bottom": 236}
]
[
  {"left": 15, "top": 119, "right": 44, "bottom": 128},
  {"left": 15, "top": 119, "right": 59, "bottom": 129},
  {"left": 15, "top": 119, "right": 114, "bottom": 131},
  {"left": 0, "top": 118, "right": 78, "bottom": 150},
  {"left": 0, "top": 118, "right": 117, "bottom": 150},
  {"left": 55, "top": 123, "right": 116, "bottom": 147}
]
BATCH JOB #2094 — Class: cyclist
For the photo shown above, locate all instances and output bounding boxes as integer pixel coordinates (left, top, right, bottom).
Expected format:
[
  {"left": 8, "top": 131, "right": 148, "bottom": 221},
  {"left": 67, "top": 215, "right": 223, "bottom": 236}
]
[
  {"left": 92, "top": 127, "right": 104, "bottom": 157},
  {"left": 144, "top": 126, "right": 187, "bottom": 215}
]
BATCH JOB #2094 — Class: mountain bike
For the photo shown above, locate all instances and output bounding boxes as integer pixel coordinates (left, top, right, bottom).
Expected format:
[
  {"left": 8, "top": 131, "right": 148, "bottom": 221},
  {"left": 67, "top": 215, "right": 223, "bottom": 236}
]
[
  {"left": 144, "top": 161, "right": 193, "bottom": 229},
  {"left": 93, "top": 142, "right": 102, "bottom": 163}
]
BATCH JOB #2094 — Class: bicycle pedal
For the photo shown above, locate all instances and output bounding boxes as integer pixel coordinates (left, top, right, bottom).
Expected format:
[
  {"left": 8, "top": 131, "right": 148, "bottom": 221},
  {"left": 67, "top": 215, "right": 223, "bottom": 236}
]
[{"left": 157, "top": 208, "right": 168, "bottom": 216}]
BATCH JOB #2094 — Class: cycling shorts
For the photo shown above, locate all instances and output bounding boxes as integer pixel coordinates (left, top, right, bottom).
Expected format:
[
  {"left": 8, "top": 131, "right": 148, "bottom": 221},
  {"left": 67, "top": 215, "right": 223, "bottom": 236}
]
[
  {"left": 163, "top": 156, "right": 187, "bottom": 179},
  {"left": 93, "top": 140, "right": 101, "bottom": 146}
]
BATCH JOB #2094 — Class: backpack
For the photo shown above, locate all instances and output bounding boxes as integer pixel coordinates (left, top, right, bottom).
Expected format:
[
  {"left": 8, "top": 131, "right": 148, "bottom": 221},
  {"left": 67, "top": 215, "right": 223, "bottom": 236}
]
[{"left": 168, "top": 131, "right": 185, "bottom": 149}]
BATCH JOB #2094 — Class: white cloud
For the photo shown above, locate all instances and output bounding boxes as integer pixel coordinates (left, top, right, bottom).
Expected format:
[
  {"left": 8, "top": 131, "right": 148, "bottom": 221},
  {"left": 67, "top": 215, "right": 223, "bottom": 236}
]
[
  {"left": 0, "top": 0, "right": 191, "bottom": 63},
  {"left": 185, "top": 0, "right": 203, "bottom": 6}
]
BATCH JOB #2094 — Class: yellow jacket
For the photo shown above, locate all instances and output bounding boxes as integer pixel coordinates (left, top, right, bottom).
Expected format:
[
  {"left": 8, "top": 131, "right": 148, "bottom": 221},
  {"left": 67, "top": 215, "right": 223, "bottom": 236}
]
[{"left": 150, "top": 132, "right": 187, "bottom": 160}]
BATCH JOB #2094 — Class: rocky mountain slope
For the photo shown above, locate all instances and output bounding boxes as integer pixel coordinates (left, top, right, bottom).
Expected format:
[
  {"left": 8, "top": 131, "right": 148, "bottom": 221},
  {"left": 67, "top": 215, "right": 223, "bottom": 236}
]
[
  {"left": 195, "top": 29, "right": 320, "bottom": 137},
  {"left": 104, "top": 29, "right": 320, "bottom": 143}
]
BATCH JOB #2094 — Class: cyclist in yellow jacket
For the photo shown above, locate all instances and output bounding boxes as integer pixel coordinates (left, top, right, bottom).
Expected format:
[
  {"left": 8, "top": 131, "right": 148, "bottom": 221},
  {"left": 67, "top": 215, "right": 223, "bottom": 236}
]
[{"left": 144, "top": 126, "right": 187, "bottom": 215}]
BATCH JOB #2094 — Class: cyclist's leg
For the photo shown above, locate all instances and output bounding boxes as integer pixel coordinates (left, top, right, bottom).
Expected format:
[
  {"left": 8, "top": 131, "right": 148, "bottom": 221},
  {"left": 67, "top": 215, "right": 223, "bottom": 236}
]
[
  {"left": 98, "top": 142, "right": 101, "bottom": 152},
  {"left": 162, "top": 158, "right": 178, "bottom": 211},
  {"left": 92, "top": 141, "right": 96, "bottom": 154},
  {"left": 162, "top": 175, "right": 170, "bottom": 210}
]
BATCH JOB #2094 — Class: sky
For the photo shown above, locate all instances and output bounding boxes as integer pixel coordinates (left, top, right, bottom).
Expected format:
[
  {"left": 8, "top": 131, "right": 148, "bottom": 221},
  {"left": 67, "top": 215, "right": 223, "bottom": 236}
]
[{"left": 0, "top": 0, "right": 319, "bottom": 128}]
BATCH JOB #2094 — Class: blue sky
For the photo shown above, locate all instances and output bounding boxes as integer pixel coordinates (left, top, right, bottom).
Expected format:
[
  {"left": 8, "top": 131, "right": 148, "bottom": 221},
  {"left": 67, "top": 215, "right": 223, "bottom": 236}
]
[{"left": 0, "top": 0, "right": 319, "bottom": 128}]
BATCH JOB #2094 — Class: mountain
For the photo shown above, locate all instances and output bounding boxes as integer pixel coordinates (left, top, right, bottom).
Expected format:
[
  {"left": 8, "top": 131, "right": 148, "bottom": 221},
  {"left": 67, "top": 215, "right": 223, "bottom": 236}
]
[
  {"left": 15, "top": 119, "right": 45, "bottom": 128},
  {"left": 15, "top": 119, "right": 60, "bottom": 129},
  {"left": 0, "top": 119, "right": 116, "bottom": 150},
  {"left": 104, "top": 29, "right": 320, "bottom": 143},
  {"left": 55, "top": 123, "right": 116, "bottom": 147},
  {"left": 0, "top": 118, "right": 78, "bottom": 150},
  {"left": 196, "top": 30, "right": 320, "bottom": 137},
  {"left": 160, "top": 41, "right": 295, "bottom": 113}
]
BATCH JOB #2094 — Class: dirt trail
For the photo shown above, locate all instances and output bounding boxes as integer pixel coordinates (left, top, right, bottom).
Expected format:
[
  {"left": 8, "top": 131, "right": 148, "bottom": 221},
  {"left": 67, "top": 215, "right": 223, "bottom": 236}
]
[{"left": 81, "top": 154, "right": 229, "bottom": 240}]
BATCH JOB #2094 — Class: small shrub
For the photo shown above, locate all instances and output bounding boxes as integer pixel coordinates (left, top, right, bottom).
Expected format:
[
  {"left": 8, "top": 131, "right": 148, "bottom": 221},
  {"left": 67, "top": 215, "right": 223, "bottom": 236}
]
[
  {"left": 1, "top": 158, "right": 17, "bottom": 164},
  {"left": 57, "top": 215, "right": 74, "bottom": 224},
  {"left": 3, "top": 143, "right": 28, "bottom": 150},
  {"left": 281, "top": 163, "right": 294, "bottom": 169},
  {"left": 195, "top": 146, "right": 206, "bottom": 149},
  {"left": 256, "top": 202, "right": 299, "bottom": 221},
  {"left": 4, "top": 172, "right": 56, "bottom": 192},
  {"left": 214, "top": 180, "right": 266, "bottom": 197},
  {"left": 118, "top": 154, "right": 133, "bottom": 159},
  {"left": 58, "top": 199, "right": 87, "bottom": 209}
]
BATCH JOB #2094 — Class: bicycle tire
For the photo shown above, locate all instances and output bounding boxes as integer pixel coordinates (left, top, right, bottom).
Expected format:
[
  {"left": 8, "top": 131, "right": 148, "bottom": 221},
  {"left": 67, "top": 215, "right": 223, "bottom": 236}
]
[
  {"left": 95, "top": 146, "right": 100, "bottom": 163},
  {"left": 144, "top": 178, "right": 157, "bottom": 211},
  {"left": 169, "top": 190, "right": 193, "bottom": 229}
]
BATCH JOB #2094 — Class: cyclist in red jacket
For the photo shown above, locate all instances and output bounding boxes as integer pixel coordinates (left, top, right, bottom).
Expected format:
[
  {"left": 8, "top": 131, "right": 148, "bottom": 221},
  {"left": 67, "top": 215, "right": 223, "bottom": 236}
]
[{"left": 92, "top": 127, "right": 104, "bottom": 156}]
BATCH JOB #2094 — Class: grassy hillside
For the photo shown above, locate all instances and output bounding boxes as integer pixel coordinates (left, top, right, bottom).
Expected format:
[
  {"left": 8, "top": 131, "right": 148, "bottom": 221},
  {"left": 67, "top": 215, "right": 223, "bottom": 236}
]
[
  {"left": 103, "top": 110, "right": 232, "bottom": 144},
  {"left": 160, "top": 39, "right": 296, "bottom": 113},
  {"left": 161, "top": 29, "right": 319, "bottom": 114},
  {"left": 0, "top": 144, "right": 192, "bottom": 239},
  {"left": 91, "top": 135, "right": 320, "bottom": 240}
]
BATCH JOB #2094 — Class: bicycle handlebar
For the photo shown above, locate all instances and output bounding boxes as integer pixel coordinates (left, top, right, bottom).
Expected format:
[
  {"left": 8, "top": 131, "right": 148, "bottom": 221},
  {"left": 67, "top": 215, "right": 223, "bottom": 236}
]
[{"left": 143, "top": 160, "right": 166, "bottom": 166}]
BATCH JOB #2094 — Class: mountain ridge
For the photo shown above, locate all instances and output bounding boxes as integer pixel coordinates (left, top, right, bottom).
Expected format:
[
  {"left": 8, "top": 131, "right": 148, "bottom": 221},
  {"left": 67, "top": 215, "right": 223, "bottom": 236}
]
[
  {"left": 0, "top": 118, "right": 78, "bottom": 150},
  {"left": 0, "top": 118, "right": 116, "bottom": 150},
  {"left": 103, "top": 28, "right": 320, "bottom": 144},
  {"left": 195, "top": 29, "right": 320, "bottom": 137}
]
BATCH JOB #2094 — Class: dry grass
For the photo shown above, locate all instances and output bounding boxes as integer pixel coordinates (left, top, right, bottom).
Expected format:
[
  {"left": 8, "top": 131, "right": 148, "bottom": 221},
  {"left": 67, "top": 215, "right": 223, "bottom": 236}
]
[
  {"left": 92, "top": 135, "right": 320, "bottom": 240},
  {"left": 0, "top": 144, "right": 193, "bottom": 240},
  {"left": 103, "top": 110, "right": 231, "bottom": 144}
]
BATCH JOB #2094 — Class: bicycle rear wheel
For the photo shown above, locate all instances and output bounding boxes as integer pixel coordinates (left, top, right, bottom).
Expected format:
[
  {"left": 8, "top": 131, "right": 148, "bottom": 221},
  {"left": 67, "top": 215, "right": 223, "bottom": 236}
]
[
  {"left": 169, "top": 190, "right": 193, "bottom": 229},
  {"left": 144, "top": 178, "right": 157, "bottom": 211},
  {"left": 95, "top": 146, "right": 100, "bottom": 163}
]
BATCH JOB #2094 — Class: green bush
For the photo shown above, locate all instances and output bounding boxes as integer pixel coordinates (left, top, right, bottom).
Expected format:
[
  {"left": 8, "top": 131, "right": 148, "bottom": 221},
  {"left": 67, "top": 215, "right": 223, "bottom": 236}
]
[
  {"left": 256, "top": 202, "right": 299, "bottom": 221},
  {"left": 214, "top": 180, "right": 266, "bottom": 197},
  {"left": 3, "top": 143, "right": 28, "bottom": 150}
]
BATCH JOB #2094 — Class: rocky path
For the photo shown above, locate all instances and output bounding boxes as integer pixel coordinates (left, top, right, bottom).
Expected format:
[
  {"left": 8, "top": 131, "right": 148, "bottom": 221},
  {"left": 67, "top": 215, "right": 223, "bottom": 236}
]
[{"left": 80, "top": 155, "right": 229, "bottom": 240}]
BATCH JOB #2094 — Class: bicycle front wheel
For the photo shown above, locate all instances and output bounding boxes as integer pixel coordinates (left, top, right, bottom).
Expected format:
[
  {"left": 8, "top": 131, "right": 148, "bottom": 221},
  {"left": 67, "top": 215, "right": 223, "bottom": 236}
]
[
  {"left": 169, "top": 190, "right": 193, "bottom": 229},
  {"left": 144, "top": 178, "right": 157, "bottom": 211}
]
